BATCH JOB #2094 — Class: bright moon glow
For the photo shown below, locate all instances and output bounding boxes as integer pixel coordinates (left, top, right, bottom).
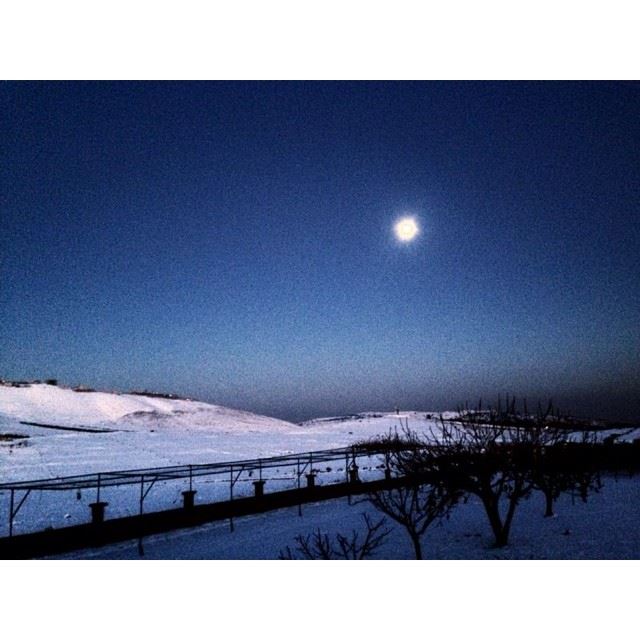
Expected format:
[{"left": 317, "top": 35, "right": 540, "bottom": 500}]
[{"left": 394, "top": 217, "right": 419, "bottom": 242}]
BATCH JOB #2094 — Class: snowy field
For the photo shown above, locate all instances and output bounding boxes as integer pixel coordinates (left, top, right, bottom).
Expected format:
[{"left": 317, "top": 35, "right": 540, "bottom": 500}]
[
  {"left": 0, "top": 384, "right": 446, "bottom": 483},
  {"left": 2, "top": 383, "right": 640, "bottom": 558},
  {"left": 0, "top": 384, "right": 445, "bottom": 535},
  {"left": 54, "top": 473, "right": 640, "bottom": 560}
]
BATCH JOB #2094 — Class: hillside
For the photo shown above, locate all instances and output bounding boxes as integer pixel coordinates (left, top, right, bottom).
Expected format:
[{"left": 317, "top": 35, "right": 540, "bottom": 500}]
[
  {"left": 0, "top": 383, "right": 297, "bottom": 433},
  {"left": 0, "top": 384, "right": 444, "bottom": 486},
  {"left": 0, "top": 383, "right": 304, "bottom": 483}
]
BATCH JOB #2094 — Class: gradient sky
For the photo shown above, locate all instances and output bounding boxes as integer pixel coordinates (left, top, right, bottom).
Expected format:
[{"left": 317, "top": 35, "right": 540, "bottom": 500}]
[{"left": 2, "top": 82, "right": 639, "bottom": 422}]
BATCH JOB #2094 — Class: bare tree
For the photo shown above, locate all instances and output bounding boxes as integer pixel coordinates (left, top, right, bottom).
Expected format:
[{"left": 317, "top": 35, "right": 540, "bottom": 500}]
[
  {"left": 529, "top": 428, "right": 595, "bottom": 517},
  {"left": 517, "top": 404, "right": 571, "bottom": 518},
  {"left": 533, "top": 429, "right": 604, "bottom": 516},
  {"left": 363, "top": 399, "right": 608, "bottom": 550},
  {"left": 362, "top": 430, "right": 461, "bottom": 559},
  {"left": 384, "top": 412, "right": 539, "bottom": 548},
  {"left": 423, "top": 404, "right": 603, "bottom": 545},
  {"left": 279, "top": 514, "right": 391, "bottom": 560},
  {"left": 432, "top": 417, "right": 537, "bottom": 547},
  {"left": 366, "top": 480, "right": 458, "bottom": 559}
]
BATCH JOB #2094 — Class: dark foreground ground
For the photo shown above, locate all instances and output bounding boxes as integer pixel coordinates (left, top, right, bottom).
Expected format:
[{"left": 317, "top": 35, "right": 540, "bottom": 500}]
[{"left": 54, "top": 473, "right": 640, "bottom": 559}]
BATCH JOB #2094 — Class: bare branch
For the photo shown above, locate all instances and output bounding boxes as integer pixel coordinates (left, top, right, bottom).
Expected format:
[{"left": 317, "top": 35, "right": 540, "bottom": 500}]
[{"left": 279, "top": 515, "right": 391, "bottom": 560}]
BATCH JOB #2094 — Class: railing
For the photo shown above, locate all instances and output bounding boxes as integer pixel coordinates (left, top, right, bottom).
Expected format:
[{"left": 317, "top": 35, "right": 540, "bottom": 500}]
[{"left": 0, "top": 443, "right": 397, "bottom": 538}]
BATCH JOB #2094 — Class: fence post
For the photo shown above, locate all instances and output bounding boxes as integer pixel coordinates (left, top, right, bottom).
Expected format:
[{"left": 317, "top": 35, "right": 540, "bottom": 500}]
[
  {"left": 253, "top": 480, "right": 266, "bottom": 498},
  {"left": 182, "top": 490, "right": 197, "bottom": 509},
  {"left": 137, "top": 474, "right": 145, "bottom": 557},
  {"left": 229, "top": 466, "right": 234, "bottom": 532},
  {"left": 89, "top": 474, "right": 108, "bottom": 526},
  {"left": 89, "top": 501, "right": 108, "bottom": 525},
  {"left": 297, "top": 458, "right": 302, "bottom": 516},
  {"left": 182, "top": 465, "right": 197, "bottom": 509},
  {"left": 9, "top": 489, "right": 14, "bottom": 537},
  {"left": 139, "top": 475, "right": 145, "bottom": 516},
  {"left": 385, "top": 451, "right": 392, "bottom": 480}
]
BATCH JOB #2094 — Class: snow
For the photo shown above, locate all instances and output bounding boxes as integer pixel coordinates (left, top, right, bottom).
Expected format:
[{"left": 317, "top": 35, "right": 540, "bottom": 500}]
[
  {"left": 0, "top": 384, "right": 444, "bottom": 536},
  {"left": 53, "top": 474, "right": 640, "bottom": 560},
  {"left": 2, "top": 383, "right": 640, "bottom": 558},
  {"left": 0, "top": 383, "right": 296, "bottom": 432},
  {"left": 0, "top": 385, "right": 442, "bottom": 485}
]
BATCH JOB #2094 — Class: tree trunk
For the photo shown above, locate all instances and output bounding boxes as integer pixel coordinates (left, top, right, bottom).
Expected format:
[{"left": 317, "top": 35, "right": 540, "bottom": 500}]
[
  {"left": 500, "top": 496, "right": 519, "bottom": 546},
  {"left": 482, "top": 496, "right": 509, "bottom": 548},
  {"left": 492, "top": 521, "right": 509, "bottom": 548},
  {"left": 409, "top": 531, "right": 423, "bottom": 560},
  {"left": 544, "top": 489, "right": 554, "bottom": 517}
]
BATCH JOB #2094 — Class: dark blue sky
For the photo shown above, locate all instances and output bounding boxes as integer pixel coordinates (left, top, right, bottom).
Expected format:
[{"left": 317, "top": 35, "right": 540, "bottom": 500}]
[{"left": 2, "top": 82, "right": 639, "bottom": 422}]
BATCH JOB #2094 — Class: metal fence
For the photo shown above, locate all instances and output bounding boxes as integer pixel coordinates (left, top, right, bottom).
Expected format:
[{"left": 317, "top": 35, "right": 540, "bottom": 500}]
[{"left": 0, "top": 443, "right": 395, "bottom": 538}]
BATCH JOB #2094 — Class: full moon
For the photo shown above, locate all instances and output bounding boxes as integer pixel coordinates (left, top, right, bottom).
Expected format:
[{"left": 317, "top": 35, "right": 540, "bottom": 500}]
[{"left": 394, "top": 217, "right": 419, "bottom": 242}]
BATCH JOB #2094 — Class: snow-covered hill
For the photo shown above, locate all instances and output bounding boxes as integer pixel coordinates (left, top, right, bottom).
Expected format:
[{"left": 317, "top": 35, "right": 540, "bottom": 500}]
[
  {"left": 0, "top": 383, "right": 307, "bottom": 483},
  {"left": 0, "top": 383, "right": 296, "bottom": 432},
  {"left": 0, "top": 384, "right": 443, "bottom": 485}
]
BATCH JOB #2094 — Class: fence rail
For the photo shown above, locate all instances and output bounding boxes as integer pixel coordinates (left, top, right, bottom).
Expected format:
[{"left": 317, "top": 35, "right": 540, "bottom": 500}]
[
  {"left": 0, "top": 442, "right": 402, "bottom": 541},
  {"left": 0, "top": 443, "right": 393, "bottom": 492}
]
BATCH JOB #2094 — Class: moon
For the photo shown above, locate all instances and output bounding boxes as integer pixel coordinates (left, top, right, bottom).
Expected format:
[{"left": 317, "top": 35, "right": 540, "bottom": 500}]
[{"left": 394, "top": 216, "right": 419, "bottom": 242}]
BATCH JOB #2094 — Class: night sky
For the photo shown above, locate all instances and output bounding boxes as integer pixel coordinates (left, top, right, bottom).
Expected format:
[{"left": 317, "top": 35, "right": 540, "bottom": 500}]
[{"left": 2, "top": 82, "right": 639, "bottom": 422}]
